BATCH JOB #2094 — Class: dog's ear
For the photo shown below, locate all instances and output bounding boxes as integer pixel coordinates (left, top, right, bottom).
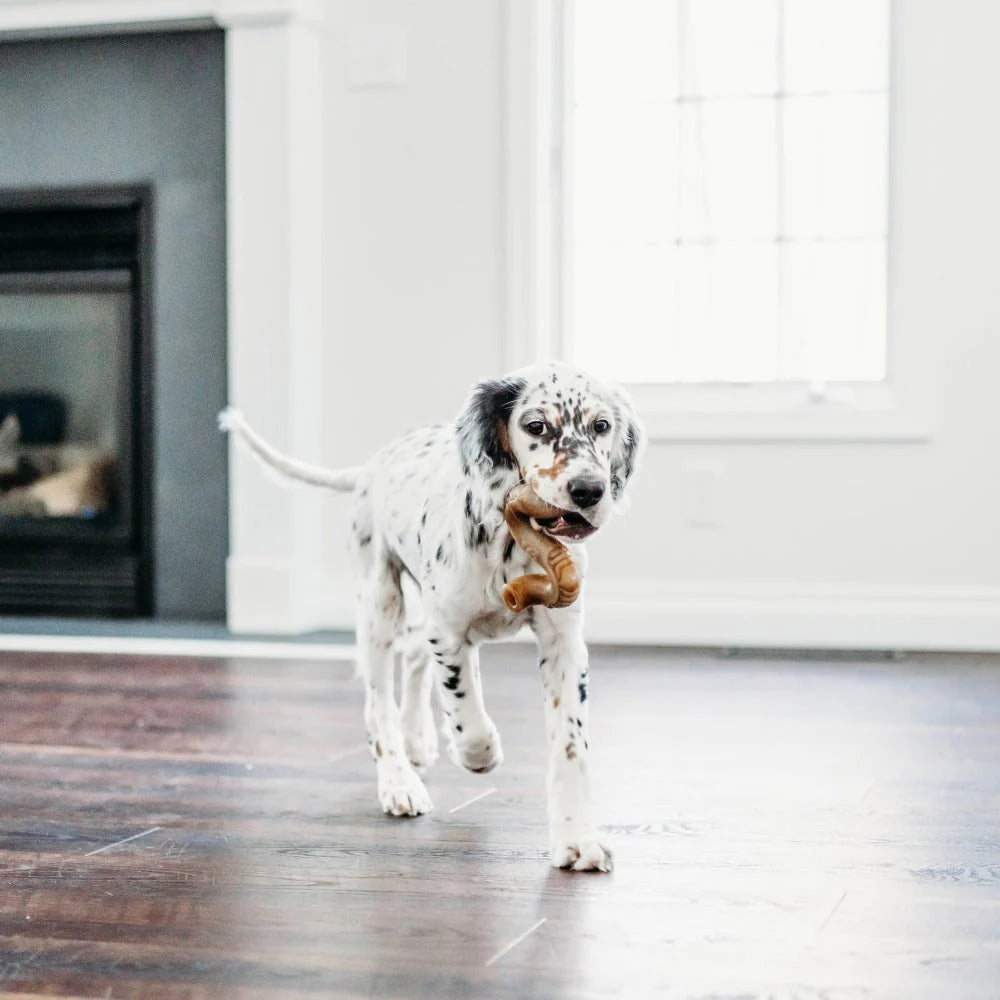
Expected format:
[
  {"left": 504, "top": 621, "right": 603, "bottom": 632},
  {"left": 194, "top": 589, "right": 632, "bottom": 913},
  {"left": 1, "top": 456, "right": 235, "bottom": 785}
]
[
  {"left": 456, "top": 376, "right": 527, "bottom": 472},
  {"left": 608, "top": 386, "right": 643, "bottom": 502}
]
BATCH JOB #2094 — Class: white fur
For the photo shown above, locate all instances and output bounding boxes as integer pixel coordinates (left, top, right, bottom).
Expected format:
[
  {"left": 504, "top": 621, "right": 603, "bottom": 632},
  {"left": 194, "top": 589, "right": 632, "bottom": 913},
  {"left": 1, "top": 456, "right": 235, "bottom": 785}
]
[{"left": 220, "top": 363, "right": 642, "bottom": 871}]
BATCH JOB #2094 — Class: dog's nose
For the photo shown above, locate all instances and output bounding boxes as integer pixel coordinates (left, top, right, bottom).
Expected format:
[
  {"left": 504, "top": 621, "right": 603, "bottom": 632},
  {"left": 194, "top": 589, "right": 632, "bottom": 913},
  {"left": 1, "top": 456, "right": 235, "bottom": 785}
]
[{"left": 568, "top": 478, "right": 605, "bottom": 509}]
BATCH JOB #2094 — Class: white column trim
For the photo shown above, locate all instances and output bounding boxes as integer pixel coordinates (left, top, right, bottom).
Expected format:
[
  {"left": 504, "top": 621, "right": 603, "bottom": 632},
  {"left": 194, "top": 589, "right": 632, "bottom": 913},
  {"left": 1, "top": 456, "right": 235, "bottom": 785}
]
[{"left": 503, "top": 0, "right": 561, "bottom": 371}]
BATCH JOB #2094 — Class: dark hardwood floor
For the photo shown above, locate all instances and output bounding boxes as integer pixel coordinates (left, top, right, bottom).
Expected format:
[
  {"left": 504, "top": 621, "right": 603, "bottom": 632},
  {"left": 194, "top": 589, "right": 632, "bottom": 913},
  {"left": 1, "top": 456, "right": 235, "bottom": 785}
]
[{"left": 1, "top": 644, "right": 999, "bottom": 998}]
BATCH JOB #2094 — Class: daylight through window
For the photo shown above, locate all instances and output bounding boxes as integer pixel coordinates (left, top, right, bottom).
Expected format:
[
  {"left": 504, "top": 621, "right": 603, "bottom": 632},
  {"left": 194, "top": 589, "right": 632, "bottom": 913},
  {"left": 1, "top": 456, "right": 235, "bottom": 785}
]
[{"left": 568, "top": 0, "right": 890, "bottom": 384}]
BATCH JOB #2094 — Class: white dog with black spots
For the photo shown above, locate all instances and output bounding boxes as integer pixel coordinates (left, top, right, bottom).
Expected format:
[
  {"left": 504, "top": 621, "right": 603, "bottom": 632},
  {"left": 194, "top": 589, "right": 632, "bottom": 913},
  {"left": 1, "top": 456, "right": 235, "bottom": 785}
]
[{"left": 220, "top": 362, "right": 642, "bottom": 871}]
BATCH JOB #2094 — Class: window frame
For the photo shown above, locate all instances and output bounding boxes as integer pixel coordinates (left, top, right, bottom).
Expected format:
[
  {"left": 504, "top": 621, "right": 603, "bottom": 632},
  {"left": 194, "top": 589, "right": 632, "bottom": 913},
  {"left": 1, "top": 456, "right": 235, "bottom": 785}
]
[{"left": 503, "top": 0, "right": 934, "bottom": 443}]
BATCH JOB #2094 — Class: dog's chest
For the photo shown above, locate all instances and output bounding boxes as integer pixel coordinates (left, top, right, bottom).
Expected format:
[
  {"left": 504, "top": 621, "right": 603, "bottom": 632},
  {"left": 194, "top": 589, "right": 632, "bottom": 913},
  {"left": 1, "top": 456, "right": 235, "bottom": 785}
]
[
  {"left": 470, "top": 534, "right": 572, "bottom": 636},
  {"left": 467, "top": 606, "right": 524, "bottom": 642},
  {"left": 432, "top": 533, "right": 538, "bottom": 637}
]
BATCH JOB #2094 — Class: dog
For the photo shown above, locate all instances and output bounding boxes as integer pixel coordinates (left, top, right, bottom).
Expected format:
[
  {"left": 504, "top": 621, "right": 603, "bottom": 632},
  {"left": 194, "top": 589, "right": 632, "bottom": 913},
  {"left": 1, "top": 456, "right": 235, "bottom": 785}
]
[{"left": 220, "top": 362, "right": 642, "bottom": 871}]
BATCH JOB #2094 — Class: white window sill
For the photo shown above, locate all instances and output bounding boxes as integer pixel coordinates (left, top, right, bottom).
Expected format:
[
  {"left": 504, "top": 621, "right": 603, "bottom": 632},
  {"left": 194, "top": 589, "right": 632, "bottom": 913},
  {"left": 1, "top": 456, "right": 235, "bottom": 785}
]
[{"left": 627, "top": 382, "right": 933, "bottom": 443}]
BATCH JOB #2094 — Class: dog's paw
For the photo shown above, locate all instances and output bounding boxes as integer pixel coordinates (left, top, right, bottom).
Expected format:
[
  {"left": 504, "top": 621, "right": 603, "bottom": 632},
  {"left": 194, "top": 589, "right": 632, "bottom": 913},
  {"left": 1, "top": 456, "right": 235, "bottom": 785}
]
[
  {"left": 402, "top": 710, "right": 439, "bottom": 771},
  {"left": 377, "top": 769, "right": 433, "bottom": 817},
  {"left": 444, "top": 722, "right": 504, "bottom": 774},
  {"left": 550, "top": 830, "right": 613, "bottom": 872}
]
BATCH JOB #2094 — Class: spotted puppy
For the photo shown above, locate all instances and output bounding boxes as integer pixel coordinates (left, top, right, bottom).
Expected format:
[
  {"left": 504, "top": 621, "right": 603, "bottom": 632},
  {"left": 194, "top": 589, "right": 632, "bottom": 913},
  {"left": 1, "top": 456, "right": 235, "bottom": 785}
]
[{"left": 220, "top": 362, "right": 642, "bottom": 871}]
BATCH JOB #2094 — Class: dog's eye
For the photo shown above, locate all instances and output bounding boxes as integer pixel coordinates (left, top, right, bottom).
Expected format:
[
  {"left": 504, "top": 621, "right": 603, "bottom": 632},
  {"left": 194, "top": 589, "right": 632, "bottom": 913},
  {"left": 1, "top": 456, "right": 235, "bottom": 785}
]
[
  {"left": 593, "top": 418, "right": 611, "bottom": 435},
  {"left": 525, "top": 420, "right": 547, "bottom": 437}
]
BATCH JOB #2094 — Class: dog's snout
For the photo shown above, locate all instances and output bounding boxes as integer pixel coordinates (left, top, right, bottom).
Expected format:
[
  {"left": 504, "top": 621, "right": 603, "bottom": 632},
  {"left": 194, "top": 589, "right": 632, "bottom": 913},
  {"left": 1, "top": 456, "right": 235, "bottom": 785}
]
[{"left": 568, "top": 478, "right": 605, "bottom": 509}]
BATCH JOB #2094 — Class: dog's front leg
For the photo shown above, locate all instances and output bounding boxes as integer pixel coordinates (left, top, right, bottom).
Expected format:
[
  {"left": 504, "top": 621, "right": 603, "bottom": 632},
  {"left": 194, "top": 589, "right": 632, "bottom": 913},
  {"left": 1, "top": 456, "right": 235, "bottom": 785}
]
[
  {"left": 427, "top": 632, "right": 503, "bottom": 775},
  {"left": 532, "top": 603, "right": 612, "bottom": 872}
]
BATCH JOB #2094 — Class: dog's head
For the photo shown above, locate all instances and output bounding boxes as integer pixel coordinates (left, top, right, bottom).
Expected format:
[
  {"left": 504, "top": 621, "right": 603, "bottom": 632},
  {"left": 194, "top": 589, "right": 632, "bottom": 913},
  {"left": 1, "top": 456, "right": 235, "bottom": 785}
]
[{"left": 457, "top": 363, "right": 643, "bottom": 541}]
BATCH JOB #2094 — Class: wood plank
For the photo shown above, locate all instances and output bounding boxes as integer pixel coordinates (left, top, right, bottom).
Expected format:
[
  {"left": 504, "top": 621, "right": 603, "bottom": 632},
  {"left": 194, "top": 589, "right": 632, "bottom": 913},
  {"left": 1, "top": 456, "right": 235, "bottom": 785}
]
[{"left": 1, "top": 646, "right": 999, "bottom": 997}]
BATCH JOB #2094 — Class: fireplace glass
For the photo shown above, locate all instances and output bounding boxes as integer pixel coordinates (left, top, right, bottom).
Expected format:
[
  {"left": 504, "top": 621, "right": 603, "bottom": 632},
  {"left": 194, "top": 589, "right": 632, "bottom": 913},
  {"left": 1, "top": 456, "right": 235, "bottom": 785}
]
[
  {"left": 0, "top": 190, "right": 151, "bottom": 616},
  {"left": 0, "top": 271, "right": 129, "bottom": 528}
]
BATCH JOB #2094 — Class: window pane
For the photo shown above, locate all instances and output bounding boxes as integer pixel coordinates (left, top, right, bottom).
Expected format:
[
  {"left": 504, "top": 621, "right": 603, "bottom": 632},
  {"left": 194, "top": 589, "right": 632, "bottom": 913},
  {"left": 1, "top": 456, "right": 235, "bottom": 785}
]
[
  {"left": 680, "top": 0, "right": 779, "bottom": 97},
  {"left": 784, "top": 0, "right": 890, "bottom": 94},
  {"left": 679, "top": 100, "right": 777, "bottom": 240},
  {"left": 676, "top": 243, "right": 780, "bottom": 381},
  {"left": 567, "top": 0, "right": 889, "bottom": 384},
  {"left": 574, "top": 0, "right": 678, "bottom": 102},
  {"left": 783, "top": 94, "right": 888, "bottom": 238},
  {"left": 573, "top": 244, "right": 676, "bottom": 383},
  {"left": 781, "top": 241, "right": 887, "bottom": 381},
  {"left": 573, "top": 103, "right": 678, "bottom": 244}
]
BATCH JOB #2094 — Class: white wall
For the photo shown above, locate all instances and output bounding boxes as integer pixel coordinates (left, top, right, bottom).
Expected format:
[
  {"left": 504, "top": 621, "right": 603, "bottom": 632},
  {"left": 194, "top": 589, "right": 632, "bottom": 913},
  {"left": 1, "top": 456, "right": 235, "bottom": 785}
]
[
  {"left": 322, "top": 0, "right": 504, "bottom": 454},
  {"left": 316, "top": 0, "right": 1000, "bottom": 649},
  {"left": 318, "top": 0, "right": 504, "bottom": 620}
]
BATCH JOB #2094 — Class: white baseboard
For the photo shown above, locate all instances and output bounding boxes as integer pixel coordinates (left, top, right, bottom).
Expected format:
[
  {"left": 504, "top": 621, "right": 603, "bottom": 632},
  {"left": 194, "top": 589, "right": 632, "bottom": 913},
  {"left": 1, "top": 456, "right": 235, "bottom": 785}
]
[
  {"left": 581, "top": 580, "right": 1000, "bottom": 652},
  {"left": 238, "top": 566, "right": 1000, "bottom": 653},
  {"left": 0, "top": 633, "right": 356, "bottom": 660}
]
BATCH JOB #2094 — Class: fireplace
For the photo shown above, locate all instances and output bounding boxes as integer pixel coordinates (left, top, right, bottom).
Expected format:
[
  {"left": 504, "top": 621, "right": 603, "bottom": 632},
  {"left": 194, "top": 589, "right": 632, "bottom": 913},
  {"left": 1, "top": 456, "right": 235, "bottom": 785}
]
[
  {"left": 0, "top": 188, "right": 152, "bottom": 616},
  {"left": 0, "top": 4, "right": 325, "bottom": 631}
]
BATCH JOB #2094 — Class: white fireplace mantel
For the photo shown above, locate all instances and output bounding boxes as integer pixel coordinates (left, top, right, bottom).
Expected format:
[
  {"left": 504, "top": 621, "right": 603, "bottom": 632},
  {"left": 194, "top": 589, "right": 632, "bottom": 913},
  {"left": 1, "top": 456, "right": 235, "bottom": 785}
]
[
  {"left": 0, "top": 1, "right": 322, "bottom": 34},
  {"left": 0, "top": 0, "right": 328, "bottom": 633}
]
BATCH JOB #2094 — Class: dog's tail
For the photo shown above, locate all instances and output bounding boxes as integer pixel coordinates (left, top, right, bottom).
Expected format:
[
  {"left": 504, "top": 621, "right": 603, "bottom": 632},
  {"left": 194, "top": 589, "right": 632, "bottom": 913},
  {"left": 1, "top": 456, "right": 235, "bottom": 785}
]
[{"left": 218, "top": 407, "right": 362, "bottom": 492}]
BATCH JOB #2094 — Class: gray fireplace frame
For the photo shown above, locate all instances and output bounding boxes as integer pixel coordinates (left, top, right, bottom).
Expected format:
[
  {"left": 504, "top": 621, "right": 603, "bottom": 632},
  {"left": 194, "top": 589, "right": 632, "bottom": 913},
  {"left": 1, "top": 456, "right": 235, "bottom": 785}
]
[{"left": 0, "top": 28, "right": 228, "bottom": 619}]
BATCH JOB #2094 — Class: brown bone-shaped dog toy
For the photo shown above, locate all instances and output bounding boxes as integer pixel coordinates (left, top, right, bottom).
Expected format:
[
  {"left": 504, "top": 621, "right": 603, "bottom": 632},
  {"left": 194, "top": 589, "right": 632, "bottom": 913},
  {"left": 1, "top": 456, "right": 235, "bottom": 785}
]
[{"left": 501, "top": 484, "right": 581, "bottom": 613}]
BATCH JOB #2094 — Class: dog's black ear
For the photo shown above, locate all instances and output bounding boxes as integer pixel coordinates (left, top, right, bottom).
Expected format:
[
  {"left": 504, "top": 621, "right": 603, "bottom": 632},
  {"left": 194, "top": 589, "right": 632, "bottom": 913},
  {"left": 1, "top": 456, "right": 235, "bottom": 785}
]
[
  {"left": 456, "top": 376, "right": 527, "bottom": 472},
  {"left": 609, "top": 386, "right": 643, "bottom": 502}
]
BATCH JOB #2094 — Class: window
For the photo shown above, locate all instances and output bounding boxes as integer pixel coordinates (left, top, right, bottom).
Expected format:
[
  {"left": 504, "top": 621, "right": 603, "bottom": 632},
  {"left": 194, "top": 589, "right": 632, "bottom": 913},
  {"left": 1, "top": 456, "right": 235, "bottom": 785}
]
[{"left": 565, "top": 0, "right": 890, "bottom": 386}]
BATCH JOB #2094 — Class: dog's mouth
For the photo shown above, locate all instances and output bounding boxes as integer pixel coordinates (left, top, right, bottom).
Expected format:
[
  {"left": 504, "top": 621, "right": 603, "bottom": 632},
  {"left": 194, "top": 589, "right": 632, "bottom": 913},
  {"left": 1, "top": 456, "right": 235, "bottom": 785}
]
[{"left": 531, "top": 510, "right": 597, "bottom": 541}]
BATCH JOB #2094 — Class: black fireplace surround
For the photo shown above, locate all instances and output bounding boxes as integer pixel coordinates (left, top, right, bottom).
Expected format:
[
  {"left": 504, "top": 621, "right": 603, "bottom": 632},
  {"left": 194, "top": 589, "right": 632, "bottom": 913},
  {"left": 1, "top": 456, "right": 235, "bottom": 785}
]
[
  {"left": 0, "top": 27, "right": 229, "bottom": 621},
  {"left": 0, "top": 187, "right": 153, "bottom": 616}
]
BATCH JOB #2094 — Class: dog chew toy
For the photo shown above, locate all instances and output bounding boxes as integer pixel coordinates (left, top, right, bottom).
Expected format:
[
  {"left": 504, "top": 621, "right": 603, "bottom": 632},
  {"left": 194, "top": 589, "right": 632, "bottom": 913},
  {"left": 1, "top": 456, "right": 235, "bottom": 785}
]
[{"left": 502, "top": 484, "right": 581, "bottom": 612}]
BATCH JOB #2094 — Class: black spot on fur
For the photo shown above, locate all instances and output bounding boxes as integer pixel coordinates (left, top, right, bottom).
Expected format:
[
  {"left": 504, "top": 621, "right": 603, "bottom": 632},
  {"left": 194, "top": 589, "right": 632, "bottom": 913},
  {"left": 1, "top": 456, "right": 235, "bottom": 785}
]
[
  {"left": 455, "top": 724, "right": 463, "bottom": 733},
  {"left": 578, "top": 680, "right": 588, "bottom": 703},
  {"left": 503, "top": 537, "right": 515, "bottom": 562},
  {"left": 436, "top": 544, "right": 445, "bottom": 562},
  {"left": 476, "top": 523, "right": 487, "bottom": 546},
  {"left": 359, "top": 534, "right": 372, "bottom": 547},
  {"left": 443, "top": 675, "right": 461, "bottom": 691}
]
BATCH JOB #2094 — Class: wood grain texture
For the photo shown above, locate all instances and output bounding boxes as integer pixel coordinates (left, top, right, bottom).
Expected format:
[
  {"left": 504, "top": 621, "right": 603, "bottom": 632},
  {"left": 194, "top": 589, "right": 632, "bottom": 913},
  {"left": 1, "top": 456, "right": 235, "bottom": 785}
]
[{"left": 1, "top": 646, "right": 1000, "bottom": 998}]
